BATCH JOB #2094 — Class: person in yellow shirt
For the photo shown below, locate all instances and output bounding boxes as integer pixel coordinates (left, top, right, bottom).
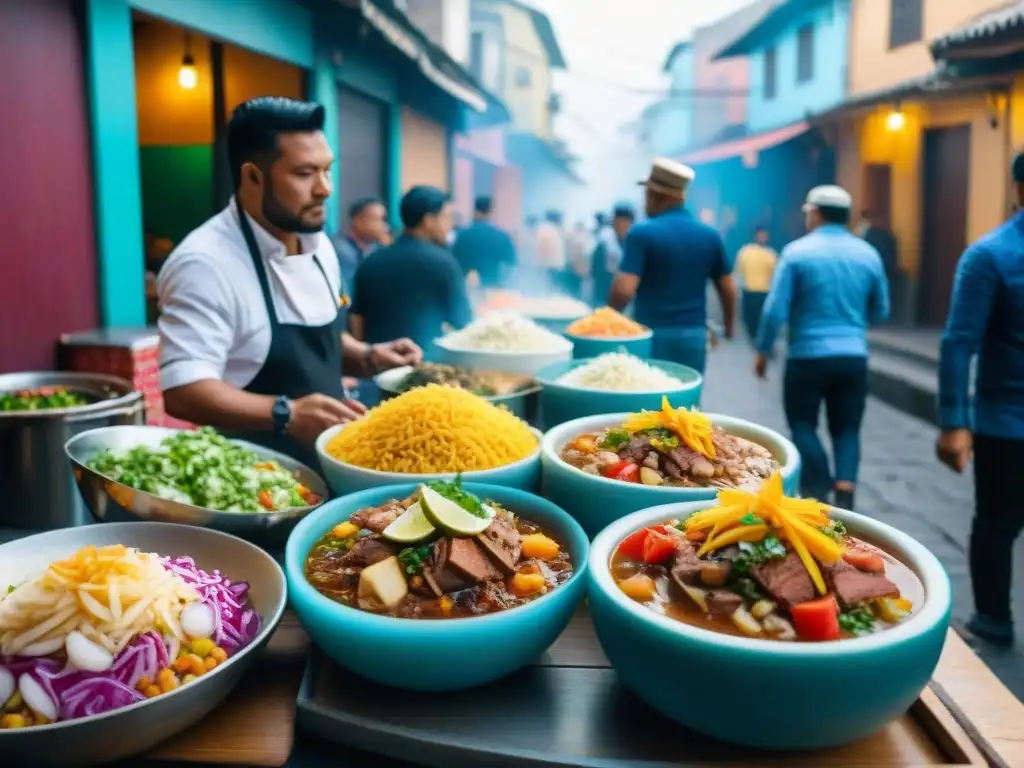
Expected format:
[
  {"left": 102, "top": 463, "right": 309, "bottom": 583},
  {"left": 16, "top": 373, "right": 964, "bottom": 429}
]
[{"left": 735, "top": 226, "right": 778, "bottom": 342}]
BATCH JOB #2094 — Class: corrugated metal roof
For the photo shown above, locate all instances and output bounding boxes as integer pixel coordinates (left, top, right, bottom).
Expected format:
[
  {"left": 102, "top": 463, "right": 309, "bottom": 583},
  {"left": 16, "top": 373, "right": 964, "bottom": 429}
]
[{"left": 932, "top": 1, "right": 1024, "bottom": 55}]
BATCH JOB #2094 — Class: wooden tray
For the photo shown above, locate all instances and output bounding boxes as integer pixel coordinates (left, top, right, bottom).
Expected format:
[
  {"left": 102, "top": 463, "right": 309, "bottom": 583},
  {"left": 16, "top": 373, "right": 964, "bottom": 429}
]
[
  {"left": 142, "top": 611, "right": 309, "bottom": 767},
  {"left": 295, "top": 607, "right": 1001, "bottom": 767}
]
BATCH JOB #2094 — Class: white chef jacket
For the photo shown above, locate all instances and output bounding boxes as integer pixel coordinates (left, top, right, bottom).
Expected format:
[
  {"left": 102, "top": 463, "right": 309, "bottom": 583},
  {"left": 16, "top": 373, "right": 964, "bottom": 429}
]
[{"left": 157, "top": 205, "right": 344, "bottom": 393}]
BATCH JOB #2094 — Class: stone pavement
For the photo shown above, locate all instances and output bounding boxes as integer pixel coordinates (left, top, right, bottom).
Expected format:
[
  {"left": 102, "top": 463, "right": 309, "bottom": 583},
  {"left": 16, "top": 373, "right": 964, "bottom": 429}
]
[{"left": 699, "top": 337, "right": 1024, "bottom": 701}]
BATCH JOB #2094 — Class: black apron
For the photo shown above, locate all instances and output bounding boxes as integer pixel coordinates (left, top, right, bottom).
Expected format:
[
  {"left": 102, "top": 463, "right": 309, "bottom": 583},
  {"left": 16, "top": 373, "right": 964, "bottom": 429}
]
[{"left": 234, "top": 199, "right": 347, "bottom": 468}]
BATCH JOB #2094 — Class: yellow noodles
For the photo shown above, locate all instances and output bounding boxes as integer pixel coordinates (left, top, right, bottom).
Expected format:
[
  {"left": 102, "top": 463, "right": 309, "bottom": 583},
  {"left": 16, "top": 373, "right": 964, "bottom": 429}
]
[{"left": 325, "top": 384, "right": 538, "bottom": 473}]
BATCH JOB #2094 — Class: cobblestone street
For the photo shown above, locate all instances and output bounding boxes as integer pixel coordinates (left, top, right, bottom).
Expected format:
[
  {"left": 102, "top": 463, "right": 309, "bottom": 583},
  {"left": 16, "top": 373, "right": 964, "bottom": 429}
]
[{"left": 699, "top": 337, "right": 1024, "bottom": 700}]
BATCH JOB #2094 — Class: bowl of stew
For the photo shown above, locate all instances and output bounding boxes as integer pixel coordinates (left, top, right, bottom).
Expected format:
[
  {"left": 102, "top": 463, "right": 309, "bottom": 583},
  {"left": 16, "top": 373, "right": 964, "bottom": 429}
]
[
  {"left": 587, "top": 474, "right": 952, "bottom": 750},
  {"left": 540, "top": 403, "right": 800, "bottom": 537},
  {"left": 285, "top": 482, "right": 588, "bottom": 691}
]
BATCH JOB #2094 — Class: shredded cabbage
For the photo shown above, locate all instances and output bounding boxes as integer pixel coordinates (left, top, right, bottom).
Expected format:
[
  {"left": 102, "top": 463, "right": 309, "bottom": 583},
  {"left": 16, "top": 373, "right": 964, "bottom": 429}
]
[{"left": 162, "top": 557, "right": 261, "bottom": 654}]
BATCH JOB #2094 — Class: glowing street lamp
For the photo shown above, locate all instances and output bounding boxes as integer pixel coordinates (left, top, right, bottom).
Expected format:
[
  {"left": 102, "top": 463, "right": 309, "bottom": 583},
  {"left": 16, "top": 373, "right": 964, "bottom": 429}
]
[
  {"left": 179, "top": 34, "right": 197, "bottom": 90},
  {"left": 886, "top": 104, "right": 905, "bottom": 132}
]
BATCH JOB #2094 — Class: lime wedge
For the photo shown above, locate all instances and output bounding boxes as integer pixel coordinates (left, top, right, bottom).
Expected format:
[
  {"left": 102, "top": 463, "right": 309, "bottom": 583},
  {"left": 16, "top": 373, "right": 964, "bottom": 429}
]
[
  {"left": 381, "top": 501, "right": 436, "bottom": 543},
  {"left": 419, "top": 485, "right": 494, "bottom": 536}
]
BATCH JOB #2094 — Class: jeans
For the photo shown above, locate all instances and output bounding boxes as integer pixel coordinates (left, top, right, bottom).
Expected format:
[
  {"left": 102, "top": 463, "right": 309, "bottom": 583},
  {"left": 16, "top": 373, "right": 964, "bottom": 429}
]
[
  {"left": 651, "top": 333, "right": 707, "bottom": 376},
  {"left": 782, "top": 356, "right": 868, "bottom": 500},
  {"left": 741, "top": 290, "right": 767, "bottom": 343},
  {"left": 971, "top": 434, "right": 1024, "bottom": 622}
]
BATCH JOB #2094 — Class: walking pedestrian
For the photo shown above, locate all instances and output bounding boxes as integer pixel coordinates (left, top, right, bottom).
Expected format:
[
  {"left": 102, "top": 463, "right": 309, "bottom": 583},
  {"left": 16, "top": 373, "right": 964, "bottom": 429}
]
[
  {"left": 565, "top": 220, "right": 592, "bottom": 300},
  {"left": 332, "top": 197, "right": 389, "bottom": 289},
  {"left": 591, "top": 205, "right": 634, "bottom": 307},
  {"left": 534, "top": 211, "right": 568, "bottom": 294},
  {"left": 735, "top": 225, "right": 778, "bottom": 343},
  {"left": 936, "top": 153, "right": 1024, "bottom": 648},
  {"left": 754, "top": 185, "right": 889, "bottom": 510},
  {"left": 451, "top": 196, "right": 517, "bottom": 289},
  {"left": 609, "top": 158, "right": 736, "bottom": 375}
]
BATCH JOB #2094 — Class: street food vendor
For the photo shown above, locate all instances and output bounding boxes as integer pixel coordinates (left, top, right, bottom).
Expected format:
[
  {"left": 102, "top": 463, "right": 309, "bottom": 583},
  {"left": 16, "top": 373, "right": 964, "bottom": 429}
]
[{"left": 157, "top": 97, "right": 421, "bottom": 465}]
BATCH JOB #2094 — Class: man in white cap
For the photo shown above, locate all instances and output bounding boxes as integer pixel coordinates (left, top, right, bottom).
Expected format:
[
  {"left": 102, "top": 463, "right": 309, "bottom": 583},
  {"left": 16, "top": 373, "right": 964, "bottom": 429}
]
[
  {"left": 755, "top": 185, "right": 889, "bottom": 511},
  {"left": 608, "top": 158, "right": 736, "bottom": 374}
]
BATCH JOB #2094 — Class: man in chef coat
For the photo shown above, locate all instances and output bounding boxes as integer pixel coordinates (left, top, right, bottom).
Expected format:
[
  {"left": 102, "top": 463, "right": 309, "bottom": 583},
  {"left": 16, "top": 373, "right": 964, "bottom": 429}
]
[{"left": 158, "top": 97, "right": 421, "bottom": 466}]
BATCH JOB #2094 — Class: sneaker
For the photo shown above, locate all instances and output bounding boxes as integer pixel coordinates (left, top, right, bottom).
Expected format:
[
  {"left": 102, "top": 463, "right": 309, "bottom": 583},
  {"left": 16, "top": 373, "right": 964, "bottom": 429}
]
[{"left": 965, "top": 613, "right": 1015, "bottom": 648}]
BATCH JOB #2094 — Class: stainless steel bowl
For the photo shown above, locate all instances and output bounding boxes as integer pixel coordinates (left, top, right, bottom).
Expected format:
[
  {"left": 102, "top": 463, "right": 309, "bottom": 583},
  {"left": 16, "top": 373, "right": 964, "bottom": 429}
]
[
  {"left": 65, "top": 425, "right": 329, "bottom": 543},
  {"left": 0, "top": 522, "right": 287, "bottom": 766}
]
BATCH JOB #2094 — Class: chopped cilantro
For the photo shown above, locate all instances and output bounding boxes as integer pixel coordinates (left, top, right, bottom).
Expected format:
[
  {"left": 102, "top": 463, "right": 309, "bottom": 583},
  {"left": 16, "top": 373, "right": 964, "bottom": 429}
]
[
  {"left": 739, "top": 513, "right": 765, "bottom": 526},
  {"left": 733, "top": 535, "right": 787, "bottom": 574},
  {"left": 838, "top": 605, "right": 876, "bottom": 635},
  {"left": 600, "top": 428, "right": 631, "bottom": 449},
  {"left": 321, "top": 538, "right": 354, "bottom": 552},
  {"left": 426, "top": 476, "right": 487, "bottom": 519},
  {"left": 398, "top": 544, "right": 433, "bottom": 575},
  {"left": 5, "top": 585, "right": 14, "bottom": 594},
  {"left": 732, "top": 577, "right": 762, "bottom": 601},
  {"left": 820, "top": 519, "right": 848, "bottom": 542}
]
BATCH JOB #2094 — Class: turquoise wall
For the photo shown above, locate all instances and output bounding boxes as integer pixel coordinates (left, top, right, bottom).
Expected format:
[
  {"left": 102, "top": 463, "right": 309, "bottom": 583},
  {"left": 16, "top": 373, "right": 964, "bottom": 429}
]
[
  {"left": 138, "top": 145, "right": 214, "bottom": 243},
  {"left": 86, "top": 0, "right": 146, "bottom": 327},
  {"left": 311, "top": 58, "right": 342, "bottom": 235}
]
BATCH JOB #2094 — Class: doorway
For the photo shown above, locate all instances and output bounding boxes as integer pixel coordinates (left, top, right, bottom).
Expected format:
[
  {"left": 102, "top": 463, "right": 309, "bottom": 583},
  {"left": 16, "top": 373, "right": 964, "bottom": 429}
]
[
  {"left": 918, "top": 125, "right": 970, "bottom": 327},
  {"left": 863, "top": 163, "right": 892, "bottom": 229},
  {"left": 337, "top": 86, "right": 388, "bottom": 235}
]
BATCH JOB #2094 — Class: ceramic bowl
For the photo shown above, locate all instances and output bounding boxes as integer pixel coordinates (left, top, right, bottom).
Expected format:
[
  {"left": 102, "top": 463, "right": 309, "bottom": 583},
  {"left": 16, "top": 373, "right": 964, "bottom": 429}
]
[
  {"left": 535, "top": 358, "right": 701, "bottom": 428},
  {"left": 564, "top": 330, "right": 653, "bottom": 360},
  {"left": 540, "top": 413, "right": 800, "bottom": 537},
  {"left": 285, "top": 483, "right": 589, "bottom": 691},
  {"left": 588, "top": 501, "right": 952, "bottom": 749},
  {"left": 433, "top": 335, "right": 573, "bottom": 377},
  {"left": 0, "top": 523, "right": 286, "bottom": 766},
  {"left": 316, "top": 424, "right": 543, "bottom": 496}
]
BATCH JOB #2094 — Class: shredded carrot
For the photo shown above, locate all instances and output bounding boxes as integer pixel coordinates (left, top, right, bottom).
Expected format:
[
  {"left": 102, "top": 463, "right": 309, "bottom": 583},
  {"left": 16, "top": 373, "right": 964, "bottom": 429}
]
[
  {"left": 698, "top": 524, "right": 769, "bottom": 557},
  {"left": 623, "top": 396, "right": 716, "bottom": 457}
]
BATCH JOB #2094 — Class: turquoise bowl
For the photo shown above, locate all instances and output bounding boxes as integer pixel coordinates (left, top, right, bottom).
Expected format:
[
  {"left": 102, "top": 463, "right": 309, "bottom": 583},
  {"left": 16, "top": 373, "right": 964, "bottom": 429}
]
[
  {"left": 564, "top": 330, "right": 653, "bottom": 359},
  {"left": 541, "top": 413, "right": 801, "bottom": 538},
  {"left": 285, "top": 483, "right": 589, "bottom": 691},
  {"left": 535, "top": 358, "right": 702, "bottom": 428},
  {"left": 588, "top": 501, "right": 952, "bottom": 749},
  {"left": 315, "top": 424, "right": 542, "bottom": 496}
]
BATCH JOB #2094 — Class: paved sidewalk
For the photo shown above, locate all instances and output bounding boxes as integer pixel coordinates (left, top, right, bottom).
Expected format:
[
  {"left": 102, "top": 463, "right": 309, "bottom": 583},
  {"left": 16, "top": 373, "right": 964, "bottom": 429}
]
[{"left": 700, "top": 339, "right": 1024, "bottom": 701}]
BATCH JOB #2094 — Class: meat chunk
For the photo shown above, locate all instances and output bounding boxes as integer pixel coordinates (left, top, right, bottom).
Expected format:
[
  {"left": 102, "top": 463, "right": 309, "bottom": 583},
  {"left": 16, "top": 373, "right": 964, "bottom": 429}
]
[
  {"left": 666, "top": 446, "right": 716, "bottom": 479},
  {"left": 824, "top": 559, "right": 899, "bottom": 605},
  {"left": 447, "top": 538, "right": 502, "bottom": 583},
  {"left": 619, "top": 436, "right": 653, "bottom": 464},
  {"left": 337, "top": 536, "right": 397, "bottom": 569},
  {"left": 349, "top": 500, "right": 405, "bottom": 533},
  {"left": 706, "top": 589, "right": 744, "bottom": 615},
  {"left": 421, "top": 538, "right": 470, "bottom": 596},
  {"left": 752, "top": 552, "right": 816, "bottom": 607},
  {"left": 669, "top": 540, "right": 704, "bottom": 586},
  {"left": 476, "top": 516, "right": 522, "bottom": 575}
]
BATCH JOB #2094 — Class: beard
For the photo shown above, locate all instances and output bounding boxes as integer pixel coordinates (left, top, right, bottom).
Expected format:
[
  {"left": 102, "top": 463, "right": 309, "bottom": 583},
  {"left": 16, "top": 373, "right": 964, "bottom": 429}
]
[{"left": 262, "top": 183, "right": 324, "bottom": 234}]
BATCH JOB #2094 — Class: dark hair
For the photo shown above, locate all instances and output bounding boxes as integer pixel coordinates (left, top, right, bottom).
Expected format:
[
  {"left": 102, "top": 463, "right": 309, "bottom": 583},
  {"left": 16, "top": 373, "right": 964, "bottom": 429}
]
[
  {"left": 817, "top": 205, "right": 851, "bottom": 225},
  {"left": 400, "top": 186, "right": 448, "bottom": 229},
  {"left": 226, "top": 97, "right": 325, "bottom": 188},
  {"left": 613, "top": 205, "right": 635, "bottom": 220},
  {"left": 1013, "top": 152, "right": 1024, "bottom": 183},
  {"left": 474, "top": 196, "right": 493, "bottom": 215},
  {"left": 349, "top": 197, "right": 382, "bottom": 220},
  {"left": 754, "top": 224, "right": 768, "bottom": 233}
]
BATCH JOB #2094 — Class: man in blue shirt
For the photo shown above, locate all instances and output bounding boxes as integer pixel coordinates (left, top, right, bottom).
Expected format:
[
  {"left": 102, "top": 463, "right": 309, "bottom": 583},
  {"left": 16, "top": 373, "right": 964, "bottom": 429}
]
[
  {"left": 937, "top": 154, "right": 1024, "bottom": 648},
  {"left": 591, "top": 205, "right": 634, "bottom": 307},
  {"left": 332, "top": 197, "right": 390, "bottom": 289},
  {"left": 610, "top": 158, "right": 736, "bottom": 374},
  {"left": 349, "top": 186, "right": 472, "bottom": 358},
  {"left": 451, "top": 196, "right": 517, "bottom": 288},
  {"left": 755, "top": 185, "right": 889, "bottom": 511}
]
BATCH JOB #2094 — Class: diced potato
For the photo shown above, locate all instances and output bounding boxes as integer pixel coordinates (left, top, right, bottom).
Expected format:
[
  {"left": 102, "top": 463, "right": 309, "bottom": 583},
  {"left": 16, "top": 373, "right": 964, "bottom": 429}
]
[
  {"left": 698, "top": 563, "right": 729, "bottom": 586},
  {"left": 332, "top": 522, "right": 360, "bottom": 539},
  {"left": 510, "top": 572, "right": 547, "bottom": 597},
  {"left": 521, "top": 533, "right": 560, "bottom": 560},
  {"left": 617, "top": 573, "right": 657, "bottom": 602},
  {"left": 731, "top": 607, "right": 763, "bottom": 637},
  {"left": 357, "top": 557, "right": 409, "bottom": 609},
  {"left": 763, "top": 614, "right": 796, "bottom": 640},
  {"left": 750, "top": 599, "right": 777, "bottom": 620},
  {"left": 640, "top": 467, "right": 664, "bottom": 486},
  {"left": 679, "top": 583, "right": 709, "bottom": 613},
  {"left": 875, "top": 597, "right": 912, "bottom": 623}
]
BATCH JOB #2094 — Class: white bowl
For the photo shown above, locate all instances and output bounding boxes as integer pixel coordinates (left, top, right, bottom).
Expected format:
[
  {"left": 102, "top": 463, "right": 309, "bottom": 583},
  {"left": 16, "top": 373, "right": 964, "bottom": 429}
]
[
  {"left": 433, "top": 335, "right": 573, "bottom": 376},
  {"left": 315, "top": 423, "right": 544, "bottom": 496}
]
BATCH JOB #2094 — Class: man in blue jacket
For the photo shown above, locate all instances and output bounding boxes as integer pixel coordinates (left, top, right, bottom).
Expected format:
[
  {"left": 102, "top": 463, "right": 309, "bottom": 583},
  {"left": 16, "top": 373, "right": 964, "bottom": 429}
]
[
  {"left": 937, "top": 153, "right": 1024, "bottom": 648},
  {"left": 451, "top": 196, "right": 517, "bottom": 288},
  {"left": 755, "top": 185, "right": 889, "bottom": 510}
]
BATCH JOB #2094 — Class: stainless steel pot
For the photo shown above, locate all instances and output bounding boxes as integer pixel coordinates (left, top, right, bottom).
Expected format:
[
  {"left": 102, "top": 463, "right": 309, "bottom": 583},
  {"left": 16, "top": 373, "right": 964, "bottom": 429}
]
[{"left": 0, "top": 372, "right": 144, "bottom": 529}]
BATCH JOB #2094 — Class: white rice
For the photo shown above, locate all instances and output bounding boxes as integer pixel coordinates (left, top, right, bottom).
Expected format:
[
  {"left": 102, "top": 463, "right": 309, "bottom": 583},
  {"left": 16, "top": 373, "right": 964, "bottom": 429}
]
[
  {"left": 442, "top": 311, "right": 570, "bottom": 352},
  {"left": 556, "top": 352, "right": 688, "bottom": 391}
]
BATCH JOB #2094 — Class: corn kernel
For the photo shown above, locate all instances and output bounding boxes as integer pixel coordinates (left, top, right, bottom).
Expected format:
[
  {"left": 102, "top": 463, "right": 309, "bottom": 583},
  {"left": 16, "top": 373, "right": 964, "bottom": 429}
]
[
  {"left": 204, "top": 656, "right": 218, "bottom": 671},
  {"left": 4, "top": 691, "right": 23, "bottom": 712},
  {"left": 181, "top": 674, "right": 197, "bottom": 685},
  {"left": 158, "top": 675, "right": 179, "bottom": 694},
  {"left": 332, "top": 521, "right": 359, "bottom": 539},
  {"left": 439, "top": 596, "right": 454, "bottom": 615},
  {"left": 1, "top": 714, "right": 26, "bottom": 729},
  {"left": 209, "top": 646, "right": 227, "bottom": 663},
  {"left": 190, "top": 638, "right": 215, "bottom": 658},
  {"left": 135, "top": 676, "right": 152, "bottom": 692},
  {"left": 143, "top": 685, "right": 162, "bottom": 698}
]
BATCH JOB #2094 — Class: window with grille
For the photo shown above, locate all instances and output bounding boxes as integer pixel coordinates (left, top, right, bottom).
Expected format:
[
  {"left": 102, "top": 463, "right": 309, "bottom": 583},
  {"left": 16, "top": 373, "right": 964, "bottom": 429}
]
[
  {"left": 797, "top": 24, "right": 814, "bottom": 83},
  {"left": 764, "top": 46, "right": 777, "bottom": 100},
  {"left": 890, "top": 0, "right": 923, "bottom": 48}
]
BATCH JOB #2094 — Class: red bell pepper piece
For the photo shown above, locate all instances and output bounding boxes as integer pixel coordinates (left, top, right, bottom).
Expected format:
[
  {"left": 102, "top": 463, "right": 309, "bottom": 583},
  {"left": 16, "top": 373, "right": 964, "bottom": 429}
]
[
  {"left": 618, "top": 528, "right": 650, "bottom": 560},
  {"left": 642, "top": 529, "right": 679, "bottom": 564},
  {"left": 790, "top": 596, "right": 841, "bottom": 641},
  {"left": 842, "top": 549, "right": 885, "bottom": 574},
  {"left": 601, "top": 460, "right": 640, "bottom": 482}
]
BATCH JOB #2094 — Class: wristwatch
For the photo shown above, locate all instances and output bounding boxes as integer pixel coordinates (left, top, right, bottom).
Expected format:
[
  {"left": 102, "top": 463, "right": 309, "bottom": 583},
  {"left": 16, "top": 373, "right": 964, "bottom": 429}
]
[
  {"left": 271, "top": 396, "right": 292, "bottom": 435},
  {"left": 364, "top": 344, "right": 379, "bottom": 375}
]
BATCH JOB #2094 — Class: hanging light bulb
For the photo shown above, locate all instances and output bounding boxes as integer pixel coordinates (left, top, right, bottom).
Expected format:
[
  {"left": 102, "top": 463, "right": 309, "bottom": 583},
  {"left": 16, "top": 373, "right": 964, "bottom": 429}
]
[
  {"left": 886, "top": 102, "right": 905, "bottom": 132},
  {"left": 179, "top": 33, "right": 197, "bottom": 90}
]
